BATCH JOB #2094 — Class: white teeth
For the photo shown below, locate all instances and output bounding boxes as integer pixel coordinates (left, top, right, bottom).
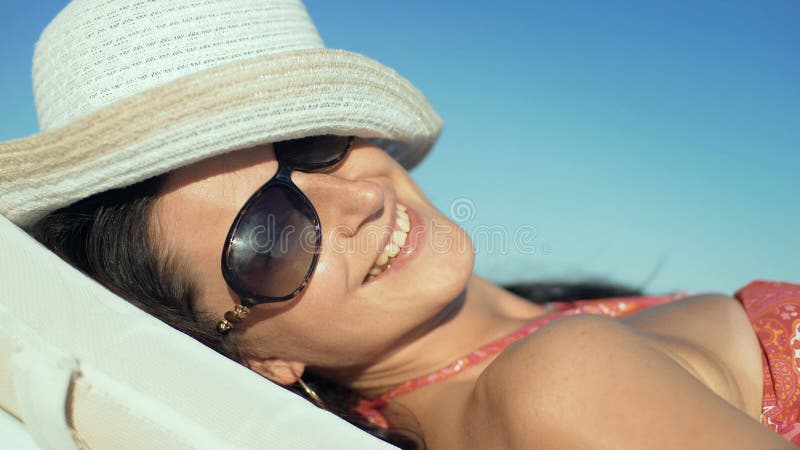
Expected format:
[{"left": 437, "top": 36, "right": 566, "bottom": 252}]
[
  {"left": 391, "top": 230, "right": 407, "bottom": 247},
  {"left": 385, "top": 242, "right": 401, "bottom": 258},
  {"left": 376, "top": 252, "right": 389, "bottom": 266},
  {"left": 396, "top": 213, "right": 410, "bottom": 233},
  {"left": 365, "top": 203, "right": 412, "bottom": 281}
]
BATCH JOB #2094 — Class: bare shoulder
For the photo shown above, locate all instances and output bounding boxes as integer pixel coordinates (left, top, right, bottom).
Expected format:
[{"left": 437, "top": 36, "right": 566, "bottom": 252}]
[
  {"left": 463, "top": 315, "right": 643, "bottom": 449},
  {"left": 462, "top": 313, "right": 789, "bottom": 450}
]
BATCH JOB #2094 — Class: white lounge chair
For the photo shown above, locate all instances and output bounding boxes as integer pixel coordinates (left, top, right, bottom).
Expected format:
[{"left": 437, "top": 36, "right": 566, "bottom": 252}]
[{"left": 0, "top": 214, "right": 395, "bottom": 449}]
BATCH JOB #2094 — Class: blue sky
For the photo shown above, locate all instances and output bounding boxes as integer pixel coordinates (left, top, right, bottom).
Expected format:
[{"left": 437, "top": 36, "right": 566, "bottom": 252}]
[{"left": 1, "top": 1, "right": 797, "bottom": 294}]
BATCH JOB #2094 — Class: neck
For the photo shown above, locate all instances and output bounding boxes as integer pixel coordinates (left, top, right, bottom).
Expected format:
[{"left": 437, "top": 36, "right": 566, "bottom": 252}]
[{"left": 338, "top": 275, "right": 548, "bottom": 398}]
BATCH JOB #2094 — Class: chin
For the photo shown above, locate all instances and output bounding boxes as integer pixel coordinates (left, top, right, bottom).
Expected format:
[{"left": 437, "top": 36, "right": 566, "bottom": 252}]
[{"left": 416, "top": 217, "right": 475, "bottom": 305}]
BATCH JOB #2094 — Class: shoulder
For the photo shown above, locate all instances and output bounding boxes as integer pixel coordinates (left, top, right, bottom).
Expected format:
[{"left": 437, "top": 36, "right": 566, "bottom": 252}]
[
  {"left": 463, "top": 314, "right": 644, "bottom": 449},
  {"left": 482, "top": 313, "right": 639, "bottom": 379},
  {"left": 461, "top": 310, "right": 784, "bottom": 450}
]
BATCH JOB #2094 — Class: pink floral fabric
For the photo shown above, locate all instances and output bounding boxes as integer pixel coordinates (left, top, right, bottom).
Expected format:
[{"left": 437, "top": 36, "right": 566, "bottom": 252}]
[{"left": 735, "top": 280, "right": 800, "bottom": 446}]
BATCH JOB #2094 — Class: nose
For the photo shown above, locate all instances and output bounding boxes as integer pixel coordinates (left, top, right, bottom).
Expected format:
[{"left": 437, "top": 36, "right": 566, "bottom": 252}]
[{"left": 290, "top": 171, "right": 385, "bottom": 236}]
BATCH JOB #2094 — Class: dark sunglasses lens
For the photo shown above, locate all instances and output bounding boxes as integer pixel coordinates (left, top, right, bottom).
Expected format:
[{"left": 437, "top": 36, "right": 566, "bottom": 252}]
[
  {"left": 274, "top": 135, "right": 352, "bottom": 168},
  {"left": 225, "top": 185, "right": 319, "bottom": 300}
]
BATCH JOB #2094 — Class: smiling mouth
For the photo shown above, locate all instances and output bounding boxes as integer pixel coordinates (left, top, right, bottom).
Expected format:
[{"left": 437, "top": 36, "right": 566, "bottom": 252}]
[{"left": 364, "top": 203, "right": 410, "bottom": 282}]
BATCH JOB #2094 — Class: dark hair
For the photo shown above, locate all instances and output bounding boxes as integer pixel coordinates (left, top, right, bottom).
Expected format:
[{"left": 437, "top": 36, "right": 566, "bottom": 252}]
[
  {"left": 503, "top": 280, "right": 643, "bottom": 304},
  {"left": 32, "top": 177, "right": 642, "bottom": 450}
]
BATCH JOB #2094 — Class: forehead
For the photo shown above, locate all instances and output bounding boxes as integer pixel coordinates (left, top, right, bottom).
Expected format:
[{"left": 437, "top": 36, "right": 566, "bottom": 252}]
[
  {"left": 152, "top": 143, "right": 278, "bottom": 255},
  {"left": 160, "top": 144, "right": 277, "bottom": 198}
]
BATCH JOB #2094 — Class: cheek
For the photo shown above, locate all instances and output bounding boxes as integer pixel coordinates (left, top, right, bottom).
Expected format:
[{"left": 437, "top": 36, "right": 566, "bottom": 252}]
[
  {"left": 243, "top": 227, "right": 476, "bottom": 367},
  {"left": 260, "top": 257, "right": 401, "bottom": 363},
  {"left": 238, "top": 194, "right": 478, "bottom": 365},
  {"left": 303, "top": 254, "right": 350, "bottom": 301},
  {"left": 279, "top": 254, "right": 360, "bottom": 339}
]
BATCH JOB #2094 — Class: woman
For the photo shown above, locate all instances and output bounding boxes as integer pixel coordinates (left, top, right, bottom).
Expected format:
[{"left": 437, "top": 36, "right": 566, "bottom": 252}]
[{"left": 1, "top": 1, "right": 797, "bottom": 449}]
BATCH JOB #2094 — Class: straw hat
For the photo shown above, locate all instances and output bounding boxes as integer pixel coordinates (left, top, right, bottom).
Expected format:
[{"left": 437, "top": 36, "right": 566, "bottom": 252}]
[{"left": 0, "top": 0, "right": 442, "bottom": 228}]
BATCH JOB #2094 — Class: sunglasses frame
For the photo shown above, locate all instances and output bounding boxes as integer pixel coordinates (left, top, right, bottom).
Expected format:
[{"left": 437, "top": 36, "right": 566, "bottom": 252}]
[{"left": 220, "top": 136, "right": 355, "bottom": 308}]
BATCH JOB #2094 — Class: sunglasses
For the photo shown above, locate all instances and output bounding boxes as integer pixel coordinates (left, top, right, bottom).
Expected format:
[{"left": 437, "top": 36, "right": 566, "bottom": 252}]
[{"left": 220, "top": 135, "right": 355, "bottom": 317}]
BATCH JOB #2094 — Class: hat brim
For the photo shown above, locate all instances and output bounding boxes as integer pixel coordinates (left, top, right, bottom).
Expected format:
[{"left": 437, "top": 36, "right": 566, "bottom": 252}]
[{"left": 0, "top": 48, "right": 442, "bottom": 228}]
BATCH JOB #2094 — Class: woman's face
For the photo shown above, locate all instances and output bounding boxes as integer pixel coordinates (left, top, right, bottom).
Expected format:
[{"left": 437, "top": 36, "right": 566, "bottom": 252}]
[{"left": 153, "top": 138, "right": 474, "bottom": 376}]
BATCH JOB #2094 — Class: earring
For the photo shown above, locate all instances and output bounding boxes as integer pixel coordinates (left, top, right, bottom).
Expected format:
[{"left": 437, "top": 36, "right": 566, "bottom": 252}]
[
  {"left": 216, "top": 305, "right": 250, "bottom": 335},
  {"left": 216, "top": 320, "right": 233, "bottom": 334},
  {"left": 297, "top": 377, "right": 327, "bottom": 410}
]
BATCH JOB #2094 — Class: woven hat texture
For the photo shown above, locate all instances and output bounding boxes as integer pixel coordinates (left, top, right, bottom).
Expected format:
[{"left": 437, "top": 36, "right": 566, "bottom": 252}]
[{"left": 0, "top": 0, "right": 442, "bottom": 228}]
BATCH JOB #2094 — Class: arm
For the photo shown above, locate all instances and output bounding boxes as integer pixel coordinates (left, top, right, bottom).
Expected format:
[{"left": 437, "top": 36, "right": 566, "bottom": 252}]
[{"left": 464, "top": 315, "right": 792, "bottom": 450}]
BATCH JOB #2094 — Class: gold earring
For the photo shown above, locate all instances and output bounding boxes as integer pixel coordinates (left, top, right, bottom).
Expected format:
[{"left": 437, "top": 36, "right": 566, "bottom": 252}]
[
  {"left": 216, "top": 319, "right": 233, "bottom": 334},
  {"left": 216, "top": 305, "right": 250, "bottom": 335},
  {"left": 225, "top": 305, "right": 250, "bottom": 322},
  {"left": 297, "top": 377, "right": 327, "bottom": 410}
]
